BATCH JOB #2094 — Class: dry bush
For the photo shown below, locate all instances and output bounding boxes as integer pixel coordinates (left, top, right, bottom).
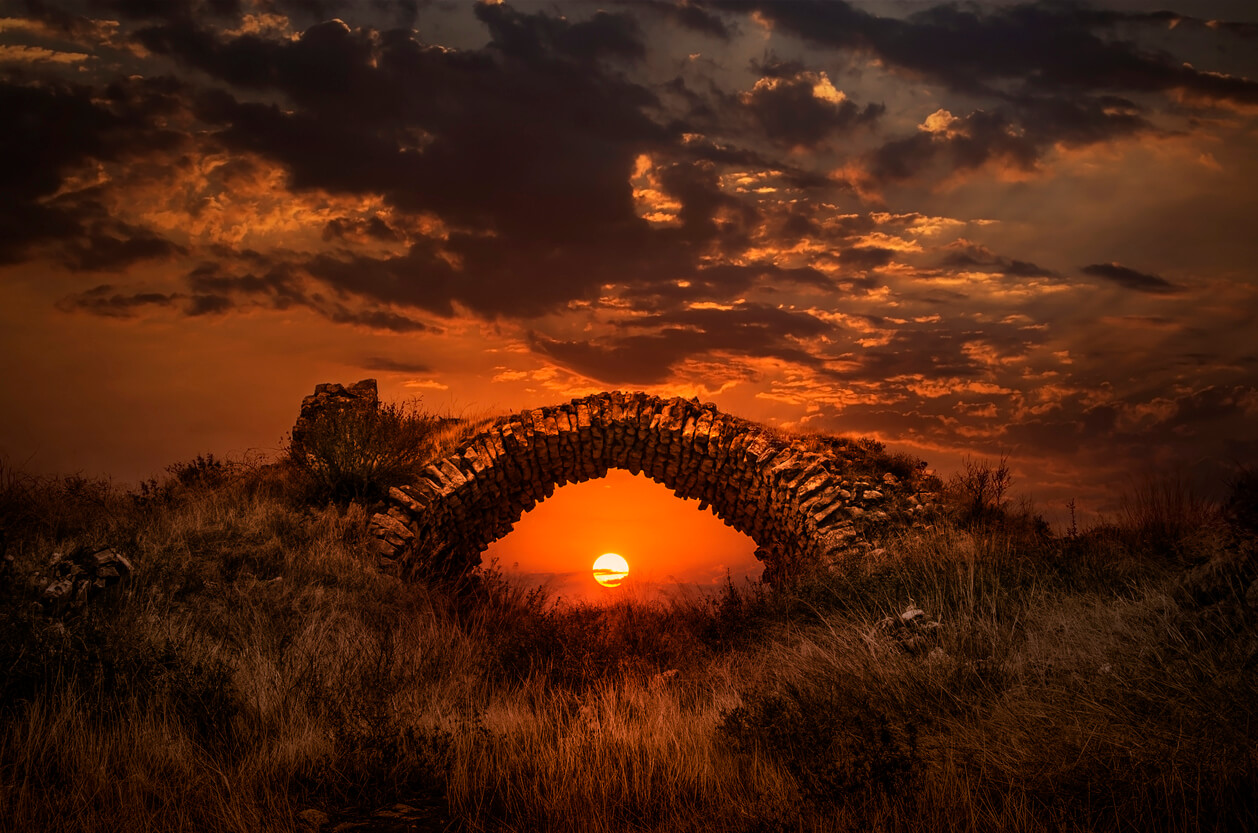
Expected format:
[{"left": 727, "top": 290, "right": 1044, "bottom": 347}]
[
  {"left": 291, "top": 400, "right": 449, "bottom": 503},
  {"left": 1120, "top": 468, "right": 1219, "bottom": 555},
  {"left": 443, "top": 668, "right": 796, "bottom": 833},
  {"left": 291, "top": 402, "right": 499, "bottom": 506},
  {"left": 0, "top": 459, "right": 134, "bottom": 561},
  {"left": 947, "top": 453, "right": 1013, "bottom": 523}
]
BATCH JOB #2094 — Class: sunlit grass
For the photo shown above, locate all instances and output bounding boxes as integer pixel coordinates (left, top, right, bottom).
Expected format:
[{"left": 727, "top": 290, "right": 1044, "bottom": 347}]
[{"left": 0, "top": 453, "right": 1254, "bottom": 832}]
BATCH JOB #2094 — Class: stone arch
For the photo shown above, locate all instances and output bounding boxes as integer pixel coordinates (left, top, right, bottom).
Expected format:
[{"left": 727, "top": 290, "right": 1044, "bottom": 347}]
[{"left": 368, "top": 391, "right": 935, "bottom": 583}]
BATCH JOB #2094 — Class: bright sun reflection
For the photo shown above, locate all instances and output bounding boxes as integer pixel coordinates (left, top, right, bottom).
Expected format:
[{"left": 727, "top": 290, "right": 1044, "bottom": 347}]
[{"left": 592, "top": 552, "right": 630, "bottom": 588}]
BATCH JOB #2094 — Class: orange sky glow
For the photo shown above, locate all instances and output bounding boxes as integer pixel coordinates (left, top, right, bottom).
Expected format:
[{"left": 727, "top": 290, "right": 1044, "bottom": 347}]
[
  {"left": 2, "top": 0, "right": 1257, "bottom": 593},
  {"left": 485, "top": 470, "right": 760, "bottom": 603}
]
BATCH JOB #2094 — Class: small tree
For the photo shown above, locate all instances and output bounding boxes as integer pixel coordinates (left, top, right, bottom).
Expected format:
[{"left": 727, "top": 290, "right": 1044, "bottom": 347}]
[{"left": 948, "top": 453, "right": 1013, "bottom": 523}]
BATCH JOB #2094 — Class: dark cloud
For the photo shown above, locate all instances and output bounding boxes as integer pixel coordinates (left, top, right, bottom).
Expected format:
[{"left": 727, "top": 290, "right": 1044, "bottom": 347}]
[
  {"left": 693, "top": 2, "right": 1249, "bottom": 185},
  {"left": 848, "top": 329, "right": 987, "bottom": 382},
  {"left": 708, "top": 0, "right": 1258, "bottom": 105},
  {"left": 59, "top": 263, "right": 437, "bottom": 333},
  {"left": 533, "top": 304, "right": 833, "bottom": 384},
  {"left": 0, "top": 80, "right": 116, "bottom": 260},
  {"left": 621, "top": 0, "right": 733, "bottom": 40},
  {"left": 185, "top": 294, "right": 232, "bottom": 316},
  {"left": 1081, "top": 262, "right": 1182, "bottom": 294},
  {"left": 271, "top": 0, "right": 426, "bottom": 28},
  {"left": 841, "top": 246, "right": 896, "bottom": 272},
  {"left": 55, "top": 284, "right": 179, "bottom": 316},
  {"left": 1159, "top": 385, "right": 1258, "bottom": 437},
  {"left": 0, "top": 76, "right": 187, "bottom": 263},
  {"left": 870, "top": 108, "right": 1034, "bottom": 183},
  {"left": 739, "top": 68, "right": 883, "bottom": 148},
  {"left": 360, "top": 356, "right": 431, "bottom": 374},
  {"left": 653, "top": 157, "right": 758, "bottom": 244},
  {"left": 61, "top": 219, "right": 185, "bottom": 272},
  {"left": 85, "top": 0, "right": 241, "bottom": 21},
  {"left": 621, "top": 262, "right": 834, "bottom": 311},
  {"left": 182, "top": 260, "right": 437, "bottom": 331},
  {"left": 304, "top": 245, "right": 462, "bottom": 318},
  {"left": 668, "top": 131, "right": 838, "bottom": 191},
  {"left": 137, "top": 18, "right": 381, "bottom": 111},
  {"left": 56, "top": 273, "right": 279, "bottom": 319},
  {"left": 185, "top": 263, "right": 307, "bottom": 309},
  {"left": 868, "top": 99, "right": 1146, "bottom": 186},
  {"left": 74, "top": 0, "right": 428, "bottom": 28},
  {"left": 6, "top": 4, "right": 854, "bottom": 317},
  {"left": 138, "top": 6, "right": 692, "bottom": 317},
  {"left": 324, "top": 306, "right": 431, "bottom": 333},
  {"left": 1076, "top": 9, "right": 1258, "bottom": 39},
  {"left": 479, "top": 4, "right": 646, "bottom": 65},
  {"left": 999, "top": 385, "right": 1258, "bottom": 473},
  {"left": 941, "top": 240, "right": 1060, "bottom": 279},
  {"left": 322, "top": 216, "right": 401, "bottom": 244}
]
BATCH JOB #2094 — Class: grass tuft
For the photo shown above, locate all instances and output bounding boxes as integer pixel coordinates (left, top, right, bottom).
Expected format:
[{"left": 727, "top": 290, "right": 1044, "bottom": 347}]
[{"left": 290, "top": 400, "right": 451, "bottom": 504}]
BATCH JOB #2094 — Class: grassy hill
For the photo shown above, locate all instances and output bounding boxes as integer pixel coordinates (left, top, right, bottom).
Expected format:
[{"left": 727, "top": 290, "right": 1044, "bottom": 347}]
[{"left": 1, "top": 411, "right": 1254, "bottom": 832}]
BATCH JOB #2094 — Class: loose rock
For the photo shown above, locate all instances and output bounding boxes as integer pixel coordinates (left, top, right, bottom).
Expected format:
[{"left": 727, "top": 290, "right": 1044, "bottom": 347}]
[
  {"left": 39, "top": 546, "right": 133, "bottom": 612},
  {"left": 291, "top": 378, "right": 378, "bottom": 453}
]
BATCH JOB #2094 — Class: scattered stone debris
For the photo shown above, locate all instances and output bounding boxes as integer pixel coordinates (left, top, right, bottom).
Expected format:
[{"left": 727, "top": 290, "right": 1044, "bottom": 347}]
[
  {"left": 38, "top": 546, "right": 134, "bottom": 613},
  {"left": 874, "top": 603, "right": 942, "bottom": 654}
]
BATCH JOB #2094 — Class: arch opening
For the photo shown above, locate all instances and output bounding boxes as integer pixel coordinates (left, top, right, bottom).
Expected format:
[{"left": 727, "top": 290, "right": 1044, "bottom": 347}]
[{"left": 484, "top": 468, "right": 761, "bottom": 604}]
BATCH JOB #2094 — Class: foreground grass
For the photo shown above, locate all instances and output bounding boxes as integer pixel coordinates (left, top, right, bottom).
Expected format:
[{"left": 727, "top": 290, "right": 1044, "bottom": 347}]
[{"left": 1, "top": 456, "right": 1255, "bottom": 832}]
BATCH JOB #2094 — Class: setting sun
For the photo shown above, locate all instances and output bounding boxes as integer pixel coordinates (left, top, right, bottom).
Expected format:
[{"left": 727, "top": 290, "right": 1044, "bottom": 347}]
[{"left": 592, "top": 553, "right": 630, "bottom": 588}]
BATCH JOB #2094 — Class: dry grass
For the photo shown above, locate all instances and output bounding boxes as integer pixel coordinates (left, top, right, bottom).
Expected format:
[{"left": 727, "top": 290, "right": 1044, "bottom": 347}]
[
  {"left": 1, "top": 449, "right": 1254, "bottom": 833},
  {"left": 1119, "top": 468, "right": 1222, "bottom": 555}
]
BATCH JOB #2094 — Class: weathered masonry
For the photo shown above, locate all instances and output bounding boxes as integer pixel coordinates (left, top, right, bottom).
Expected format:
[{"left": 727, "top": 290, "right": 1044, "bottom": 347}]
[{"left": 360, "top": 390, "right": 939, "bottom": 583}]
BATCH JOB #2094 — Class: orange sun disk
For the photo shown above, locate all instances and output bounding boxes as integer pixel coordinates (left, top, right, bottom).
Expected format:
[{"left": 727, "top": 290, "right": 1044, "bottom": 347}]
[{"left": 592, "top": 552, "right": 629, "bottom": 588}]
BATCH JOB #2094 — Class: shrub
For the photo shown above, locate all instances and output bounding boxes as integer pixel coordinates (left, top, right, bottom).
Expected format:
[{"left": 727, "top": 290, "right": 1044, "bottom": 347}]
[
  {"left": 0, "top": 461, "right": 130, "bottom": 556},
  {"left": 948, "top": 453, "right": 1013, "bottom": 523},
  {"left": 0, "top": 606, "right": 240, "bottom": 742},
  {"left": 1119, "top": 468, "right": 1217, "bottom": 555},
  {"left": 1224, "top": 467, "right": 1258, "bottom": 534},
  {"left": 292, "top": 400, "right": 448, "bottom": 503},
  {"left": 719, "top": 681, "right": 920, "bottom": 807},
  {"left": 464, "top": 566, "right": 717, "bottom": 689}
]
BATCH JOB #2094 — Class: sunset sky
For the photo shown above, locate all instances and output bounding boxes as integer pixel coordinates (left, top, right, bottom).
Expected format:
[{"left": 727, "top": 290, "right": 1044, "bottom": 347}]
[{"left": 3, "top": 0, "right": 1257, "bottom": 567}]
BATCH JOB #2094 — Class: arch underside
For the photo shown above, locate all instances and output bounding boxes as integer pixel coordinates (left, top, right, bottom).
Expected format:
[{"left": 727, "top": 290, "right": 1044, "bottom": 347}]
[{"left": 369, "top": 392, "right": 934, "bottom": 583}]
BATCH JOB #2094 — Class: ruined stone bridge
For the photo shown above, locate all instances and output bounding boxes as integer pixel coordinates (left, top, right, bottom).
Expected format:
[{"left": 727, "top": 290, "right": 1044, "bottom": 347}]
[{"left": 346, "top": 389, "right": 939, "bottom": 583}]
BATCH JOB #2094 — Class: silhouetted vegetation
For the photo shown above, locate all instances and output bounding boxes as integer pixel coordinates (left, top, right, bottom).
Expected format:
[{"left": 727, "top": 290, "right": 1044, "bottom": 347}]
[
  {"left": 947, "top": 452, "right": 1014, "bottom": 524},
  {"left": 0, "top": 446, "right": 1254, "bottom": 833},
  {"left": 290, "top": 400, "right": 449, "bottom": 503},
  {"left": 720, "top": 680, "right": 921, "bottom": 807}
]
